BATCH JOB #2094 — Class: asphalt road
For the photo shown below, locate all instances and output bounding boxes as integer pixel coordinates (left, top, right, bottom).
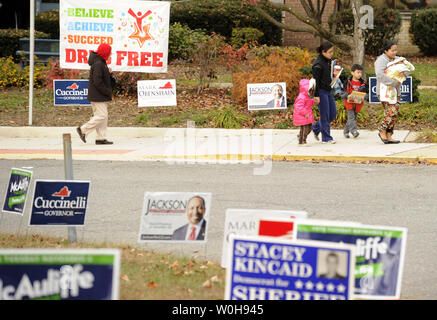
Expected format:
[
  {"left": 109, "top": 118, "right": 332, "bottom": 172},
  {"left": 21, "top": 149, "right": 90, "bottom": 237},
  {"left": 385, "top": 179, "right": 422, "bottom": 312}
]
[{"left": 1, "top": 160, "right": 436, "bottom": 299}]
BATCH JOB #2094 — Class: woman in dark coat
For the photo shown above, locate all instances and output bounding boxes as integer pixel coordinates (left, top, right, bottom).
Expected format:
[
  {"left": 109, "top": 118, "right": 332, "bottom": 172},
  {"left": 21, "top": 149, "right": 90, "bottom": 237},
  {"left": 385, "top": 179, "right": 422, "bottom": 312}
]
[
  {"left": 312, "top": 41, "right": 337, "bottom": 144},
  {"left": 77, "top": 43, "right": 114, "bottom": 145}
]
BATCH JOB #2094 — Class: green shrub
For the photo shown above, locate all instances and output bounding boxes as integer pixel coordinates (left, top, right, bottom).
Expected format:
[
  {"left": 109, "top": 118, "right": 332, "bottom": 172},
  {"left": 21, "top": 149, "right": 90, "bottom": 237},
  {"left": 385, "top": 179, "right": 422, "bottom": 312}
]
[
  {"left": 208, "top": 105, "right": 249, "bottom": 128},
  {"left": 170, "top": 0, "right": 282, "bottom": 46},
  {"left": 329, "top": 8, "right": 402, "bottom": 56},
  {"left": 35, "top": 9, "right": 60, "bottom": 39},
  {"left": 160, "top": 116, "right": 181, "bottom": 126},
  {"left": 333, "top": 101, "right": 369, "bottom": 126},
  {"left": 0, "top": 29, "right": 51, "bottom": 59},
  {"left": 169, "top": 23, "right": 207, "bottom": 60},
  {"left": 191, "top": 114, "right": 208, "bottom": 126},
  {"left": 135, "top": 113, "right": 150, "bottom": 126},
  {"left": 410, "top": 9, "right": 437, "bottom": 56},
  {"left": 0, "top": 56, "right": 46, "bottom": 88},
  {"left": 230, "top": 27, "right": 264, "bottom": 48},
  {"left": 112, "top": 72, "right": 155, "bottom": 97},
  {"left": 399, "top": 90, "right": 437, "bottom": 126},
  {"left": 274, "top": 121, "right": 292, "bottom": 129}
]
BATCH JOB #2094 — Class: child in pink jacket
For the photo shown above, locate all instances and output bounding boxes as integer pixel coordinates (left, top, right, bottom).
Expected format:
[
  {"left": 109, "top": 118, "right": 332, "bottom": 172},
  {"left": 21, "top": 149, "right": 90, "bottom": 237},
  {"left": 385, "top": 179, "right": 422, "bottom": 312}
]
[{"left": 293, "top": 79, "right": 315, "bottom": 145}]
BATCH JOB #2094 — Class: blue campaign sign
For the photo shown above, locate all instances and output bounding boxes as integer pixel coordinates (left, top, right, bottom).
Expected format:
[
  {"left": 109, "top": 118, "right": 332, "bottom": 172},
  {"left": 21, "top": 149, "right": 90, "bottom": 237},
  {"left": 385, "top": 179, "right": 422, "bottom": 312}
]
[
  {"left": 225, "top": 235, "right": 355, "bottom": 300},
  {"left": 29, "top": 180, "right": 90, "bottom": 226},
  {"left": 0, "top": 249, "right": 120, "bottom": 300},
  {"left": 369, "top": 76, "right": 412, "bottom": 103},
  {"left": 2, "top": 168, "right": 32, "bottom": 215},
  {"left": 295, "top": 222, "right": 407, "bottom": 299},
  {"left": 53, "top": 79, "right": 91, "bottom": 106}
]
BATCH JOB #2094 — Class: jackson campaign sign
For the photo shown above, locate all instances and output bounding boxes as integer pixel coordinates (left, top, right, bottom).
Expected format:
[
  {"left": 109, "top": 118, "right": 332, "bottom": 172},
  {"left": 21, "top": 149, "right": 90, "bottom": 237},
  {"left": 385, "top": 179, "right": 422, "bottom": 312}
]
[
  {"left": 0, "top": 249, "right": 120, "bottom": 300},
  {"left": 2, "top": 168, "right": 32, "bottom": 215},
  {"left": 247, "top": 83, "right": 287, "bottom": 111},
  {"left": 225, "top": 235, "right": 355, "bottom": 300},
  {"left": 221, "top": 209, "right": 308, "bottom": 268},
  {"left": 53, "top": 80, "right": 91, "bottom": 106},
  {"left": 369, "top": 77, "right": 413, "bottom": 104},
  {"left": 60, "top": 0, "right": 170, "bottom": 73},
  {"left": 137, "top": 79, "right": 177, "bottom": 107},
  {"left": 295, "top": 220, "right": 408, "bottom": 299},
  {"left": 138, "top": 192, "right": 212, "bottom": 242},
  {"left": 29, "top": 180, "right": 90, "bottom": 226}
]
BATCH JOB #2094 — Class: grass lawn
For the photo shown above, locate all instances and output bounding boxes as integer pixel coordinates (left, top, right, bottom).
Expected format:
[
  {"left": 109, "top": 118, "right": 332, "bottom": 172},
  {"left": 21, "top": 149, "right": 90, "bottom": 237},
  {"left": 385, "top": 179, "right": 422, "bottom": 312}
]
[
  {"left": 0, "top": 233, "right": 226, "bottom": 300},
  {"left": 411, "top": 64, "right": 437, "bottom": 86}
]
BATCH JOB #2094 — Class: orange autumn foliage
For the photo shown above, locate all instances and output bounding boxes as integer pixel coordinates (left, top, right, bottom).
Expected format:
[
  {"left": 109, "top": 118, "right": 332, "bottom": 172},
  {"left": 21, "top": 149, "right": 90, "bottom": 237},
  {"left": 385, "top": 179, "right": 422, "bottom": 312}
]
[{"left": 232, "top": 49, "right": 311, "bottom": 106}]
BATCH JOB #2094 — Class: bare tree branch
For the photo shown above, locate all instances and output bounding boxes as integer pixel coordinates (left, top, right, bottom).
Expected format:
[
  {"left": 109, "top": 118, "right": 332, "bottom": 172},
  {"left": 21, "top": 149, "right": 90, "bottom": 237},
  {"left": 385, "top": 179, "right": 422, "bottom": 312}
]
[{"left": 254, "top": 6, "right": 314, "bottom": 33}]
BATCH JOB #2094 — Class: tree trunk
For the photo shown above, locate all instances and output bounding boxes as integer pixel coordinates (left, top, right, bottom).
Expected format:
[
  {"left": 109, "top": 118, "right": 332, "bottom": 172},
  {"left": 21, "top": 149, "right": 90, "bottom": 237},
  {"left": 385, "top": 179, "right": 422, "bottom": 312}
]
[{"left": 350, "top": 0, "right": 365, "bottom": 66}]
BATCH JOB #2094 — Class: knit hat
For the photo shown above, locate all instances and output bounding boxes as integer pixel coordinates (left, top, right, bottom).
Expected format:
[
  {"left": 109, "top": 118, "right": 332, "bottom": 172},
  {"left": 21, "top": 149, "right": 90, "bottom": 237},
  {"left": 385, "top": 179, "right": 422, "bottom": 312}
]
[{"left": 96, "top": 43, "right": 112, "bottom": 61}]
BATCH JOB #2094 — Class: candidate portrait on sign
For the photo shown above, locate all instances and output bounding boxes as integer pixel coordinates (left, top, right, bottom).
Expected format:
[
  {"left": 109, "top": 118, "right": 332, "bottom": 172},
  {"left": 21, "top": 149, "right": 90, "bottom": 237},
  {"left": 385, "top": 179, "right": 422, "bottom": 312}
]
[
  {"left": 172, "top": 196, "right": 207, "bottom": 241},
  {"left": 317, "top": 251, "right": 347, "bottom": 280},
  {"left": 266, "top": 84, "right": 286, "bottom": 109}
]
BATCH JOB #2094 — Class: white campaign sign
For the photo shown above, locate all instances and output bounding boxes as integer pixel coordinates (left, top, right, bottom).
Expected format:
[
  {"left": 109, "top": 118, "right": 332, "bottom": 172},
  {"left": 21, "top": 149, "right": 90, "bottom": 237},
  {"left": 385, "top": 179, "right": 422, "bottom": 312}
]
[
  {"left": 247, "top": 82, "right": 287, "bottom": 111},
  {"left": 221, "top": 209, "right": 308, "bottom": 268},
  {"left": 59, "top": 0, "right": 170, "bottom": 73},
  {"left": 137, "top": 79, "right": 177, "bottom": 107},
  {"left": 138, "top": 192, "right": 212, "bottom": 242}
]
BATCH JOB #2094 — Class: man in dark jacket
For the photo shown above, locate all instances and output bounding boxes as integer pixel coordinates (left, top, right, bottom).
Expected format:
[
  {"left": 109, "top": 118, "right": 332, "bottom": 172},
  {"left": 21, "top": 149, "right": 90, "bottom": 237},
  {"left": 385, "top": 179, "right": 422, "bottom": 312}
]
[{"left": 77, "top": 43, "right": 114, "bottom": 145}]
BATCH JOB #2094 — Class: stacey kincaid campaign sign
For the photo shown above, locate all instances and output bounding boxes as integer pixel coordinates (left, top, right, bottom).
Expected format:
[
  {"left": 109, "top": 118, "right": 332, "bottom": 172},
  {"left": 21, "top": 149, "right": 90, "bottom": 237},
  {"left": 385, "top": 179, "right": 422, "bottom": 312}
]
[
  {"left": 221, "top": 209, "right": 308, "bottom": 268},
  {"left": 137, "top": 79, "right": 176, "bottom": 107},
  {"left": 225, "top": 235, "right": 355, "bottom": 300},
  {"left": 60, "top": 0, "right": 170, "bottom": 73},
  {"left": 0, "top": 249, "right": 120, "bottom": 300},
  {"left": 2, "top": 168, "right": 32, "bottom": 215},
  {"left": 247, "top": 83, "right": 287, "bottom": 111},
  {"left": 295, "top": 220, "right": 408, "bottom": 299},
  {"left": 53, "top": 79, "right": 91, "bottom": 106},
  {"left": 29, "top": 180, "right": 90, "bottom": 226},
  {"left": 138, "top": 192, "right": 212, "bottom": 242}
]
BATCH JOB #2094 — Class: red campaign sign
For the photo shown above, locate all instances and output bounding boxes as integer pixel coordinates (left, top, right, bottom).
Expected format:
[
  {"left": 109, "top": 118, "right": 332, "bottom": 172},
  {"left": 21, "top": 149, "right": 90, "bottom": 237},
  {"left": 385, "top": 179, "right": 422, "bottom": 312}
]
[{"left": 258, "top": 219, "right": 295, "bottom": 238}]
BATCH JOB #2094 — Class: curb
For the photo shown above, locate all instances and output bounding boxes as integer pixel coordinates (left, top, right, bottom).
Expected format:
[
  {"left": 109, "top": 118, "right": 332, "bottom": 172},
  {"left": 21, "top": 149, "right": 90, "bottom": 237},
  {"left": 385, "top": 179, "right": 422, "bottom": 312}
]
[
  {"left": 1, "top": 151, "right": 436, "bottom": 165},
  {"left": 272, "top": 154, "right": 437, "bottom": 165}
]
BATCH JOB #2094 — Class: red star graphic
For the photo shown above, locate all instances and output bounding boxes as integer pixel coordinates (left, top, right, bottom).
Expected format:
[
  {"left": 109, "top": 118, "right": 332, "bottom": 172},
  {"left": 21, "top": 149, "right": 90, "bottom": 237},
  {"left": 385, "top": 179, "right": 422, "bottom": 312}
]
[{"left": 128, "top": 23, "right": 154, "bottom": 48}]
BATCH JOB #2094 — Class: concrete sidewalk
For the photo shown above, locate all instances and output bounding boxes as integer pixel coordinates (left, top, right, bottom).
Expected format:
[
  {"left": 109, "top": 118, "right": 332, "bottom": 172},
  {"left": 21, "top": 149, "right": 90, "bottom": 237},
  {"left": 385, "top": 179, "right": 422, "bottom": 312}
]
[{"left": 0, "top": 126, "right": 437, "bottom": 163}]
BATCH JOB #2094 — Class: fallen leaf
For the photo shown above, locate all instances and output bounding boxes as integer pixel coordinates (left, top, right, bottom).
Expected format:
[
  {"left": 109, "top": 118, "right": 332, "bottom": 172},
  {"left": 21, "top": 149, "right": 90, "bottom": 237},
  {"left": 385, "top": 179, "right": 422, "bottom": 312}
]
[
  {"left": 121, "top": 274, "right": 130, "bottom": 282},
  {"left": 137, "top": 253, "right": 144, "bottom": 257},
  {"left": 174, "top": 270, "right": 184, "bottom": 276},
  {"left": 199, "top": 265, "right": 208, "bottom": 270},
  {"left": 170, "top": 260, "right": 180, "bottom": 269},
  {"left": 206, "top": 261, "right": 214, "bottom": 266},
  {"left": 202, "top": 279, "right": 213, "bottom": 288},
  {"left": 210, "top": 275, "right": 221, "bottom": 283},
  {"left": 147, "top": 281, "right": 157, "bottom": 288}
]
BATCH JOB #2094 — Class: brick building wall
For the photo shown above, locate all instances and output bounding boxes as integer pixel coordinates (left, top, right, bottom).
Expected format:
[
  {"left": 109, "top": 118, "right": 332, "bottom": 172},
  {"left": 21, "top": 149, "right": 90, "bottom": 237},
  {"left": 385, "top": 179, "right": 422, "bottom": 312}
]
[
  {"left": 395, "top": 11, "right": 421, "bottom": 56},
  {"left": 282, "top": 0, "right": 335, "bottom": 49}
]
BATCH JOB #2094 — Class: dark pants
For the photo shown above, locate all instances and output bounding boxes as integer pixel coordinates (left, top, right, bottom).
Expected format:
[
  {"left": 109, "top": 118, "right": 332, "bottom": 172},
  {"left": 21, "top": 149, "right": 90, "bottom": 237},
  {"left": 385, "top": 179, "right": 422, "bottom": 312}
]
[
  {"left": 298, "top": 124, "right": 313, "bottom": 144},
  {"left": 313, "top": 89, "right": 337, "bottom": 142}
]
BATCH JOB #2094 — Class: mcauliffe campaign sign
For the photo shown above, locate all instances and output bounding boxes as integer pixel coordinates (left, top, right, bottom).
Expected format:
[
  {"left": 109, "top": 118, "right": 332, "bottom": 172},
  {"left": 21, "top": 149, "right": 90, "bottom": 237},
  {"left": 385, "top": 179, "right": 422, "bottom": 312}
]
[
  {"left": 60, "top": 0, "right": 170, "bottom": 73},
  {"left": 0, "top": 249, "right": 120, "bottom": 300}
]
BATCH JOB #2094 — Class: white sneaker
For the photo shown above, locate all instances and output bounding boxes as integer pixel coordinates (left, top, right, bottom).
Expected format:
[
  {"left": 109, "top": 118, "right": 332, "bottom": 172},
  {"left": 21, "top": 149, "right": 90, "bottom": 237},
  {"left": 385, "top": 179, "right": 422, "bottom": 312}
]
[{"left": 322, "top": 140, "right": 336, "bottom": 144}]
